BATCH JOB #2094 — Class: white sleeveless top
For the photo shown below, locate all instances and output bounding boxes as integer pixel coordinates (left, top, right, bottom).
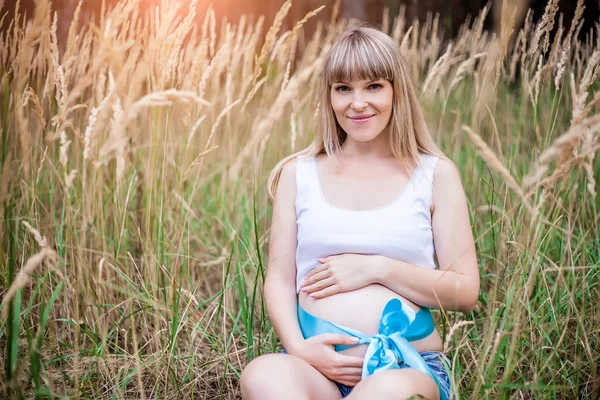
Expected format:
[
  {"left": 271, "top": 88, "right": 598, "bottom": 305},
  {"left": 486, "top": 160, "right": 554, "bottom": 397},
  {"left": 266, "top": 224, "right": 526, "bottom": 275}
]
[{"left": 295, "top": 153, "right": 439, "bottom": 293}]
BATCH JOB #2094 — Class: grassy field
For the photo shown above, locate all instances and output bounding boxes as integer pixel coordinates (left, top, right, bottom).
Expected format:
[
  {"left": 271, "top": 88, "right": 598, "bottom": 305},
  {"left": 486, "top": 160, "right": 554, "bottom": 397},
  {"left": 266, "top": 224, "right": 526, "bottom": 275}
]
[{"left": 0, "top": 0, "right": 599, "bottom": 398}]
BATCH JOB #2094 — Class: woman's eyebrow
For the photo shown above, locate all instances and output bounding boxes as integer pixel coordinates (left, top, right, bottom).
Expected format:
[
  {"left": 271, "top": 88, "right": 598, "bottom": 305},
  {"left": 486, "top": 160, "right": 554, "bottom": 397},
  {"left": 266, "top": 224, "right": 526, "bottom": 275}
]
[{"left": 333, "top": 79, "right": 381, "bottom": 85}]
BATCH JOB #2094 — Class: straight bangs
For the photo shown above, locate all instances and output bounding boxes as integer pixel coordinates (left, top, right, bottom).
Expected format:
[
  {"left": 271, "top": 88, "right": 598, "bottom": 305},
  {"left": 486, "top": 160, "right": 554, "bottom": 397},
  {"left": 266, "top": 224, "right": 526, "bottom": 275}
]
[{"left": 324, "top": 33, "right": 395, "bottom": 86}]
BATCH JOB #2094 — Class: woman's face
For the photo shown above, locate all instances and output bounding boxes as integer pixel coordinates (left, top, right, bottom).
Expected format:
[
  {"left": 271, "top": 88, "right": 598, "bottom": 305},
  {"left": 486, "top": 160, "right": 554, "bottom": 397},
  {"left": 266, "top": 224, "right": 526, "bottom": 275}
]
[{"left": 330, "top": 78, "right": 394, "bottom": 142}]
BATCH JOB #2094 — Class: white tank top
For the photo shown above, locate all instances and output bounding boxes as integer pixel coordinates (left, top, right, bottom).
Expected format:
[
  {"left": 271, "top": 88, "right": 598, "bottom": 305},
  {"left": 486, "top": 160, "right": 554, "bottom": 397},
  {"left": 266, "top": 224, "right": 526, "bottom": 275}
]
[{"left": 295, "top": 153, "right": 439, "bottom": 293}]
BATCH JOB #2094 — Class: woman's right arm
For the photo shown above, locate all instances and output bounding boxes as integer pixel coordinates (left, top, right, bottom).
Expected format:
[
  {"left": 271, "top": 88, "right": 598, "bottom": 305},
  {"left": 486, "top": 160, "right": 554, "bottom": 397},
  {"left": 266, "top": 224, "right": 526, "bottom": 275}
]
[
  {"left": 264, "top": 158, "right": 364, "bottom": 386},
  {"left": 264, "top": 159, "right": 305, "bottom": 353}
]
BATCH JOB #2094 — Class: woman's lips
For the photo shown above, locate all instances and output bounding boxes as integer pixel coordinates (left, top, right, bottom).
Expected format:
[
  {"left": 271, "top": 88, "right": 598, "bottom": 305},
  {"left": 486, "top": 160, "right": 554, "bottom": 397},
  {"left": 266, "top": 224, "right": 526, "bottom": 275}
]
[{"left": 348, "top": 114, "right": 375, "bottom": 123}]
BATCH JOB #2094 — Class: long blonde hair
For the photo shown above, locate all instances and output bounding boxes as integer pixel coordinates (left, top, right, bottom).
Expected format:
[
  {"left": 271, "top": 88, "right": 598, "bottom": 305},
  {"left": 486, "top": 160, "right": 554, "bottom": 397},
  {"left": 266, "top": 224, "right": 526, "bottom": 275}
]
[{"left": 267, "top": 25, "right": 441, "bottom": 198}]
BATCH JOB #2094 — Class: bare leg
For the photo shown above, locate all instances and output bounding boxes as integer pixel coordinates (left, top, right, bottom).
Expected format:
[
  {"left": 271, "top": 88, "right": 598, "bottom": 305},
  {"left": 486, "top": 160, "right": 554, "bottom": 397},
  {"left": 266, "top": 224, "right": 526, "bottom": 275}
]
[
  {"left": 240, "top": 353, "right": 342, "bottom": 400},
  {"left": 346, "top": 369, "right": 439, "bottom": 400}
]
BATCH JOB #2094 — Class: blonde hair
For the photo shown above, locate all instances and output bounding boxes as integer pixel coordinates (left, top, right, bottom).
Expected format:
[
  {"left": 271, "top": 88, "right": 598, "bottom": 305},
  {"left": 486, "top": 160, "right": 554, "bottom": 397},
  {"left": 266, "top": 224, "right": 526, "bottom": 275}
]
[{"left": 267, "top": 25, "right": 442, "bottom": 198}]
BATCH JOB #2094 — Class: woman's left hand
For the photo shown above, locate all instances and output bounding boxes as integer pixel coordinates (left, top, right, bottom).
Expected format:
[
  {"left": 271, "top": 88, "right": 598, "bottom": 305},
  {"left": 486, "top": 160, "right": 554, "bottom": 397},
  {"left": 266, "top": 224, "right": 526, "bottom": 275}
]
[{"left": 300, "top": 254, "right": 380, "bottom": 298}]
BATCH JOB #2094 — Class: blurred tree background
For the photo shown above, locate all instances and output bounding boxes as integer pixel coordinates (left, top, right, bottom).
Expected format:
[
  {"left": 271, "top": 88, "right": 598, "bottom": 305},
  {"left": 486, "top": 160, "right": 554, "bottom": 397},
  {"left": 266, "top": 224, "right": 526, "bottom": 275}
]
[{"left": 3, "top": 0, "right": 599, "bottom": 53}]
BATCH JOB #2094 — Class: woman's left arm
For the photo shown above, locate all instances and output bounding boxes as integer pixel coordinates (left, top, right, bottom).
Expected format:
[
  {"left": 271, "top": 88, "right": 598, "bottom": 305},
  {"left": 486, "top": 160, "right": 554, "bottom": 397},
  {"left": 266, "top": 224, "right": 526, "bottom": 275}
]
[{"left": 374, "top": 158, "right": 480, "bottom": 312}]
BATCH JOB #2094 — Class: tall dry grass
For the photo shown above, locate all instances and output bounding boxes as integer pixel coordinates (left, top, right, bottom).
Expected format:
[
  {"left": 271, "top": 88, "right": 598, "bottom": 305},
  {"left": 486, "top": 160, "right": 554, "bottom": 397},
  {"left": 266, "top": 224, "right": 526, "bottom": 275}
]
[{"left": 0, "top": 0, "right": 598, "bottom": 398}]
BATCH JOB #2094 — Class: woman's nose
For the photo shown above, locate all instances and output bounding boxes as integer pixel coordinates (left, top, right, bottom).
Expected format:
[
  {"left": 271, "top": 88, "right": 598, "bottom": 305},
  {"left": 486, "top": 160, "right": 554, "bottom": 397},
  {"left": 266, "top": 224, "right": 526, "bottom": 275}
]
[{"left": 351, "top": 91, "right": 368, "bottom": 110}]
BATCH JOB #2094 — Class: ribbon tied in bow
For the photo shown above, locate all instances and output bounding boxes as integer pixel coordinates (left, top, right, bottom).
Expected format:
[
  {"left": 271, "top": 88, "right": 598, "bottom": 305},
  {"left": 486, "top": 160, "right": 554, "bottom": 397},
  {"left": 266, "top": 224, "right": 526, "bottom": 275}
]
[{"left": 297, "top": 298, "right": 447, "bottom": 400}]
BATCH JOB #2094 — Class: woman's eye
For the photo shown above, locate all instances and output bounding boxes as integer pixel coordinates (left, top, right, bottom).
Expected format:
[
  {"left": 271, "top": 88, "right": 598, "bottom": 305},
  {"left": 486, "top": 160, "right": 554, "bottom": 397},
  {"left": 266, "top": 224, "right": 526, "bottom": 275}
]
[{"left": 334, "top": 83, "right": 381, "bottom": 92}]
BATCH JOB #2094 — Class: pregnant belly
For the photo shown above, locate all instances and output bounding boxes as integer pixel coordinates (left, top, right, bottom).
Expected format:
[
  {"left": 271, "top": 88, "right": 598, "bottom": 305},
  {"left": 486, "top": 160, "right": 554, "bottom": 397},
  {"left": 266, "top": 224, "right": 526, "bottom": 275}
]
[{"left": 298, "top": 283, "right": 443, "bottom": 358}]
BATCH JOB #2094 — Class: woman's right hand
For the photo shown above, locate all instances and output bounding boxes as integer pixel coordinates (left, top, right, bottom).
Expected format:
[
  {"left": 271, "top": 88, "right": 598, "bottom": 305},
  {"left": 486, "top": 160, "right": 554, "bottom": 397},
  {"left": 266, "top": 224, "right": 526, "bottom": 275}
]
[{"left": 289, "top": 334, "right": 364, "bottom": 387}]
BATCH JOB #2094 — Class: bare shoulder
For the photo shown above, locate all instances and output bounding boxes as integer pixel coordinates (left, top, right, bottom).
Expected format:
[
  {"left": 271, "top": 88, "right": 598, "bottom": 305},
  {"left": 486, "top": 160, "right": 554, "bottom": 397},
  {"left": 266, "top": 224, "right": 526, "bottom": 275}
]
[
  {"left": 278, "top": 158, "right": 297, "bottom": 188},
  {"left": 434, "top": 157, "right": 462, "bottom": 182},
  {"left": 273, "top": 157, "right": 298, "bottom": 202},
  {"left": 432, "top": 157, "right": 467, "bottom": 212}
]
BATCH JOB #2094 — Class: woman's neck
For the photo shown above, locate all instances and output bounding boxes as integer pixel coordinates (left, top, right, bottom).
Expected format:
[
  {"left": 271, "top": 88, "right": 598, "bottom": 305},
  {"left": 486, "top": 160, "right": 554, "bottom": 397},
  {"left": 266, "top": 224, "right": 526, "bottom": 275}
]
[{"left": 340, "top": 130, "right": 393, "bottom": 159}]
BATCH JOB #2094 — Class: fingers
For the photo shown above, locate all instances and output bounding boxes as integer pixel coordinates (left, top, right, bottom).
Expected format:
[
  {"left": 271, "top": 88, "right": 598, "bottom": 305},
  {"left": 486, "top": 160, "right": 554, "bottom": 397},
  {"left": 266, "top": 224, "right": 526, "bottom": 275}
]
[
  {"left": 302, "top": 277, "right": 335, "bottom": 294},
  {"left": 301, "top": 270, "right": 330, "bottom": 288},
  {"left": 333, "top": 364, "right": 363, "bottom": 386},
  {"left": 309, "top": 284, "right": 340, "bottom": 298},
  {"left": 338, "top": 355, "right": 364, "bottom": 368},
  {"left": 321, "top": 334, "right": 359, "bottom": 346},
  {"left": 304, "top": 264, "right": 327, "bottom": 281},
  {"left": 338, "top": 366, "right": 363, "bottom": 375}
]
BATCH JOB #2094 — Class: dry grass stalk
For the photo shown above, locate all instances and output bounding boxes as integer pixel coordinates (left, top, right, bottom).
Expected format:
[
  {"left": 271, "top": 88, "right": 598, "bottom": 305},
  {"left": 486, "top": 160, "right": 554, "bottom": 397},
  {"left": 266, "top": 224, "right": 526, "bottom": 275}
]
[
  {"left": 12, "top": 0, "right": 49, "bottom": 178},
  {"left": 94, "top": 93, "right": 127, "bottom": 181},
  {"left": 186, "top": 115, "right": 208, "bottom": 152},
  {"left": 197, "top": 44, "right": 225, "bottom": 96},
  {"left": 250, "top": 0, "right": 292, "bottom": 101},
  {"left": 281, "top": 61, "right": 292, "bottom": 91},
  {"left": 422, "top": 44, "right": 453, "bottom": 95},
  {"left": 208, "top": 8, "right": 216, "bottom": 58},
  {"left": 542, "top": 0, "right": 559, "bottom": 54},
  {"left": 59, "top": 129, "right": 71, "bottom": 168},
  {"left": 529, "top": 0, "right": 551, "bottom": 59},
  {"left": 243, "top": 77, "right": 267, "bottom": 108},
  {"left": 392, "top": 5, "right": 406, "bottom": 43},
  {"left": 518, "top": 10, "right": 533, "bottom": 78},
  {"left": 0, "top": 153, "right": 11, "bottom": 217},
  {"left": 1, "top": 222, "right": 57, "bottom": 321},
  {"left": 574, "top": 48, "right": 600, "bottom": 119},
  {"left": 545, "top": 25, "right": 563, "bottom": 75},
  {"left": 65, "top": 0, "right": 83, "bottom": 62},
  {"left": 576, "top": 90, "right": 600, "bottom": 124},
  {"left": 443, "top": 320, "right": 474, "bottom": 352},
  {"left": 83, "top": 73, "right": 116, "bottom": 162},
  {"left": 555, "top": 0, "right": 585, "bottom": 90},
  {"left": 165, "top": 0, "right": 198, "bottom": 84},
  {"left": 35, "top": 147, "right": 48, "bottom": 185},
  {"left": 130, "top": 89, "right": 210, "bottom": 116},
  {"left": 270, "top": 31, "right": 291, "bottom": 64},
  {"left": 22, "top": 87, "right": 47, "bottom": 130},
  {"left": 50, "top": 12, "right": 67, "bottom": 110},
  {"left": 581, "top": 129, "right": 596, "bottom": 198},
  {"left": 290, "top": 112, "right": 298, "bottom": 153},
  {"left": 493, "top": 1, "right": 518, "bottom": 88},
  {"left": 330, "top": 0, "right": 341, "bottom": 26},
  {"left": 280, "top": 5, "right": 326, "bottom": 63},
  {"left": 531, "top": 54, "right": 544, "bottom": 106},
  {"left": 463, "top": 125, "right": 534, "bottom": 215},
  {"left": 399, "top": 25, "right": 413, "bottom": 54},
  {"left": 508, "top": 30, "right": 524, "bottom": 82},
  {"left": 205, "top": 99, "right": 241, "bottom": 151},
  {"left": 524, "top": 114, "right": 600, "bottom": 187},
  {"left": 449, "top": 52, "right": 485, "bottom": 92},
  {"left": 470, "top": 4, "right": 490, "bottom": 56},
  {"left": 183, "top": 145, "right": 219, "bottom": 179},
  {"left": 531, "top": 187, "right": 548, "bottom": 225},
  {"left": 230, "top": 58, "right": 322, "bottom": 179},
  {"left": 0, "top": 249, "right": 54, "bottom": 321}
]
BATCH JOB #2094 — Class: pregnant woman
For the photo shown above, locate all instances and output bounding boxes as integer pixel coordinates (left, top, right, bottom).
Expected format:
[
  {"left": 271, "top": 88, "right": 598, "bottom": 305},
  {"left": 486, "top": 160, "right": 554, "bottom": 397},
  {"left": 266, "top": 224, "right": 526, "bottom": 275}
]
[{"left": 240, "top": 25, "right": 480, "bottom": 400}]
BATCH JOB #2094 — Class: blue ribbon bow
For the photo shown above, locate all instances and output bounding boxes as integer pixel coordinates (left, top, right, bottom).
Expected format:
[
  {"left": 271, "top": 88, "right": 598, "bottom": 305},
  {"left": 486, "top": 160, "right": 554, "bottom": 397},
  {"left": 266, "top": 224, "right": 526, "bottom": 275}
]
[{"left": 297, "top": 298, "right": 447, "bottom": 400}]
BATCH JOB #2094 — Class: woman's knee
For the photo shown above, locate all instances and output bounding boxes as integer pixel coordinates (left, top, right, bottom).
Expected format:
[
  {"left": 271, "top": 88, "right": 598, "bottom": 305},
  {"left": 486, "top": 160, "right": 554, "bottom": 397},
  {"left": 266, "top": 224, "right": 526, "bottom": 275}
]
[
  {"left": 350, "top": 369, "right": 439, "bottom": 400},
  {"left": 240, "top": 354, "right": 310, "bottom": 400},
  {"left": 240, "top": 353, "right": 341, "bottom": 400},
  {"left": 240, "top": 354, "right": 282, "bottom": 395}
]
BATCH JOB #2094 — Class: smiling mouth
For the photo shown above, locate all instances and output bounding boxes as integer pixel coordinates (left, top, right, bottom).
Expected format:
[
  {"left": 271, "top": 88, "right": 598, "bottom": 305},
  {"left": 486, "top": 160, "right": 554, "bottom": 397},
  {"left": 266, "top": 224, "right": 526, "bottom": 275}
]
[{"left": 348, "top": 115, "right": 375, "bottom": 121}]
